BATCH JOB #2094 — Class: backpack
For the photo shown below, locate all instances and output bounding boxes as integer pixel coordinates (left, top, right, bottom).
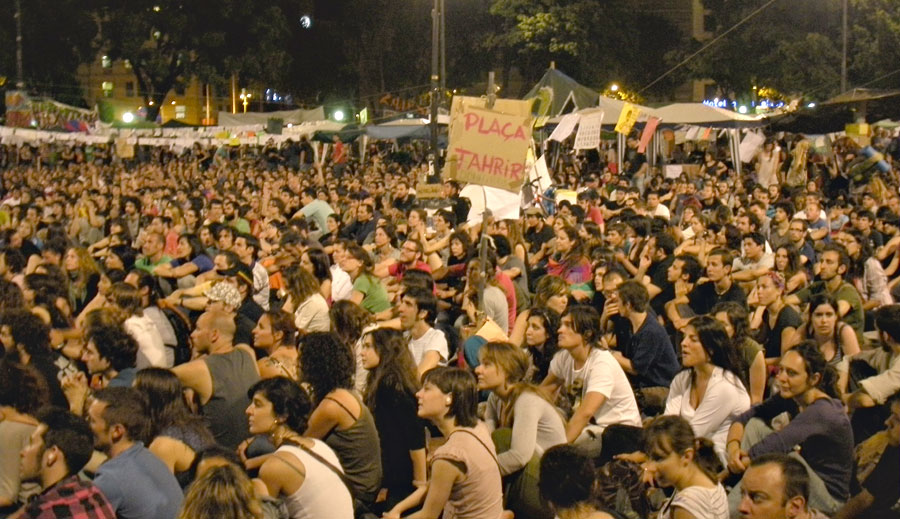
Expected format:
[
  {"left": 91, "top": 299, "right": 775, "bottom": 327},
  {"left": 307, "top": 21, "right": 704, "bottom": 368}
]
[{"left": 157, "top": 301, "right": 193, "bottom": 365}]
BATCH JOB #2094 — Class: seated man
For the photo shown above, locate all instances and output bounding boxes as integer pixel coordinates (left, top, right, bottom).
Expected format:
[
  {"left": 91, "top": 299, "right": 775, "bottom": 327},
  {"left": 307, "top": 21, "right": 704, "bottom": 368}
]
[
  {"left": 18, "top": 408, "right": 116, "bottom": 519},
  {"left": 88, "top": 387, "right": 183, "bottom": 519},
  {"left": 737, "top": 453, "right": 825, "bottom": 519}
]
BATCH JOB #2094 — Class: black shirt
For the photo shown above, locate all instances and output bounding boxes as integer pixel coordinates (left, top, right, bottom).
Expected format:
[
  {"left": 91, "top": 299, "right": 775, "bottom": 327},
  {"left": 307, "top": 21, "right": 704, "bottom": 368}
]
[
  {"left": 688, "top": 280, "right": 747, "bottom": 316},
  {"left": 524, "top": 224, "right": 554, "bottom": 254},
  {"left": 648, "top": 256, "right": 675, "bottom": 317},
  {"left": 861, "top": 444, "right": 900, "bottom": 519},
  {"left": 622, "top": 311, "right": 679, "bottom": 388}
]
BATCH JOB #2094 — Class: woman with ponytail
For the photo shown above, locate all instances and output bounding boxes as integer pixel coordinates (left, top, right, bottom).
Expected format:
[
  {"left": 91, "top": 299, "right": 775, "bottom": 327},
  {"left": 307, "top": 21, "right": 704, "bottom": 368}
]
[
  {"left": 642, "top": 415, "right": 728, "bottom": 519},
  {"left": 725, "top": 341, "right": 854, "bottom": 515}
]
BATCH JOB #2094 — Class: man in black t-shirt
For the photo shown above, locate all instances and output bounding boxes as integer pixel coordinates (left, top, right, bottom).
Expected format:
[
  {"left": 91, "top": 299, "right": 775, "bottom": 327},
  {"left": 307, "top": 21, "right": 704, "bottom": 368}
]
[{"left": 668, "top": 248, "right": 746, "bottom": 330}]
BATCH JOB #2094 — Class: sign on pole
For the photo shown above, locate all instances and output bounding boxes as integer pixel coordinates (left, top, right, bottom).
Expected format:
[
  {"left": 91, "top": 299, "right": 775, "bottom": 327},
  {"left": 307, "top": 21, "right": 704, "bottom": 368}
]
[
  {"left": 614, "top": 102, "right": 640, "bottom": 135},
  {"left": 549, "top": 113, "right": 580, "bottom": 142},
  {"left": 573, "top": 111, "right": 604, "bottom": 150},
  {"left": 445, "top": 96, "right": 533, "bottom": 193}
]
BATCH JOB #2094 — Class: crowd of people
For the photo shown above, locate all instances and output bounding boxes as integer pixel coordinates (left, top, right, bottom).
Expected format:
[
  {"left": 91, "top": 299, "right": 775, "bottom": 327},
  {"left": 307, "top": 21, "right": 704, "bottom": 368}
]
[{"left": 0, "top": 126, "right": 898, "bottom": 519}]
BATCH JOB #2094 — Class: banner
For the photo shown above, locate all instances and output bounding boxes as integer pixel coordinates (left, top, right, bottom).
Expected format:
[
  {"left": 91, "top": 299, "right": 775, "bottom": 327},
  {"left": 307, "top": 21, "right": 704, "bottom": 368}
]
[
  {"left": 637, "top": 116, "right": 660, "bottom": 153},
  {"left": 573, "top": 112, "right": 603, "bottom": 150},
  {"left": 614, "top": 102, "right": 640, "bottom": 135},
  {"left": 739, "top": 132, "right": 766, "bottom": 163},
  {"left": 548, "top": 113, "right": 580, "bottom": 142},
  {"left": 445, "top": 96, "right": 533, "bottom": 193}
]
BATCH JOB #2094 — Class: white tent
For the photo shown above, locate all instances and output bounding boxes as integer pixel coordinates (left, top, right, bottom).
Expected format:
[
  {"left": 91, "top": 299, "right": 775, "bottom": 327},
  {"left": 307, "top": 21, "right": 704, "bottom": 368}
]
[
  {"left": 654, "top": 103, "right": 765, "bottom": 128},
  {"left": 548, "top": 96, "right": 661, "bottom": 125},
  {"left": 217, "top": 106, "right": 327, "bottom": 127}
]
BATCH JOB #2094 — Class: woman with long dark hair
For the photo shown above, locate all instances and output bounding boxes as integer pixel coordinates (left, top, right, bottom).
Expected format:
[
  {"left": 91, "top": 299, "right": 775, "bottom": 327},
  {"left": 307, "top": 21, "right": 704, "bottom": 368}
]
[
  {"left": 299, "top": 247, "right": 333, "bottom": 304},
  {"left": 522, "top": 307, "right": 561, "bottom": 384},
  {"left": 726, "top": 342, "right": 854, "bottom": 515},
  {"left": 547, "top": 225, "right": 593, "bottom": 298},
  {"left": 299, "top": 332, "right": 382, "bottom": 507},
  {"left": 134, "top": 368, "right": 216, "bottom": 488},
  {"left": 329, "top": 300, "right": 374, "bottom": 394},
  {"left": 152, "top": 233, "right": 214, "bottom": 286},
  {"left": 664, "top": 315, "right": 750, "bottom": 464},
  {"left": 253, "top": 309, "right": 299, "bottom": 381},
  {"left": 711, "top": 302, "right": 766, "bottom": 404},
  {"left": 785, "top": 293, "right": 860, "bottom": 369},
  {"left": 359, "top": 327, "right": 427, "bottom": 516},
  {"left": 773, "top": 244, "right": 808, "bottom": 294}
]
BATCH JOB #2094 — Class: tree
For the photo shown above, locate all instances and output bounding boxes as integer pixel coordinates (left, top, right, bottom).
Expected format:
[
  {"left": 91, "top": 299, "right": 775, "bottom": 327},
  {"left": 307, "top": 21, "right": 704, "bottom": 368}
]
[
  {"left": 89, "top": 0, "right": 294, "bottom": 121},
  {"left": 0, "top": 0, "right": 94, "bottom": 105},
  {"left": 848, "top": 0, "right": 900, "bottom": 91}
]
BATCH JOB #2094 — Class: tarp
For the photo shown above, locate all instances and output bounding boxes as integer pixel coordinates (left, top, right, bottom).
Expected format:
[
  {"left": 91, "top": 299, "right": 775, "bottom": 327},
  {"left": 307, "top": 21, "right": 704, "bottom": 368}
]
[
  {"left": 654, "top": 103, "right": 766, "bottom": 128},
  {"left": 523, "top": 68, "right": 600, "bottom": 118},
  {"left": 364, "top": 117, "right": 449, "bottom": 140},
  {"left": 547, "top": 98, "right": 661, "bottom": 128},
  {"left": 217, "top": 106, "right": 326, "bottom": 127},
  {"left": 767, "top": 89, "right": 900, "bottom": 133}
]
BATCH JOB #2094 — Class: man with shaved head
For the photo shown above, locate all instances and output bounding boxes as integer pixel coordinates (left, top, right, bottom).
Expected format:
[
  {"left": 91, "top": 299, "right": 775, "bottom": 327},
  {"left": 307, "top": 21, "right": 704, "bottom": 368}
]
[{"left": 172, "top": 309, "right": 259, "bottom": 449}]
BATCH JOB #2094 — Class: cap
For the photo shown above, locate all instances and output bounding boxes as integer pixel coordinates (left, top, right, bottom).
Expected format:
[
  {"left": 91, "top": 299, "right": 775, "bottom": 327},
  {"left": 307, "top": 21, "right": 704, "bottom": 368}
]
[
  {"left": 219, "top": 262, "right": 254, "bottom": 288},
  {"left": 205, "top": 281, "right": 242, "bottom": 308},
  {"left": 524, "top": 207, "right": 543, "bottom": 217}
]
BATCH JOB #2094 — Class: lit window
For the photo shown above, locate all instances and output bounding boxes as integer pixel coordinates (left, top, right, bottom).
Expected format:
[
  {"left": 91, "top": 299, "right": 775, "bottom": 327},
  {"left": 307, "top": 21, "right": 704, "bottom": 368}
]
[
  {"left": 175, "top": 105, "right": 186, "bottom": 119},
  {"left": 101, "top": 55, "right": 111, "bottom": 68},
  {"left": 123, "top": 60, "right": 132, "bottom": 69},
  {"left": 102, "top": 81, "right": 114, "bottom": 98}
]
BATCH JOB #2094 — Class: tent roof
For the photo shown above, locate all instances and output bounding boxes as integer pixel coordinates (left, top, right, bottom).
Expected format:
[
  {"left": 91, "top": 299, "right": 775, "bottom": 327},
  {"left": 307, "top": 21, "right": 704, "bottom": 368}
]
[
  {"left": 545, "top": 96, "right": 661, "bottom": 128},
  {"left": 654, "top": 103, "right": 765, "bottom": 128},
  {"left": 523, "top": 68, "right": 599, "bottom": 117},
  {"left": 767, "top": 89, "right": 900, "bottom": 133},
  {"left": 216, "top": 106, "right": 326, "bottom": 127}
]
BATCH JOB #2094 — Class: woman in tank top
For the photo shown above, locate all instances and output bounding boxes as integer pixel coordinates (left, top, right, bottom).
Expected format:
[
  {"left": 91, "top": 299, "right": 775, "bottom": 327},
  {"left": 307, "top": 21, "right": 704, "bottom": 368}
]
[
  {"left": 245, "top": 377, "right": 353, "bottom": 519},
  {"left": 299, "top": 332, "right": 383, "bottom": 506}
]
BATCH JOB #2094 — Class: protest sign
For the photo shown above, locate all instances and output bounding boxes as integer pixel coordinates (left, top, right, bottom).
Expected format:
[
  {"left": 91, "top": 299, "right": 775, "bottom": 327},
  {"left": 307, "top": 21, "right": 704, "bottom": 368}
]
[
  {"left": 549, "top": 113, "right": 580, "bottom": 142},
  {"left": 614, "top": 102, "right": 640, "bottom": 135},
  {"left": 445, "top": 97, "right": 533, "bottom": 193},
  {"left": 739, "top": 132, "right": 766, "bottom": 163},
  {"left": 574, "top": 112, "right": 604, "bottom": 150}
]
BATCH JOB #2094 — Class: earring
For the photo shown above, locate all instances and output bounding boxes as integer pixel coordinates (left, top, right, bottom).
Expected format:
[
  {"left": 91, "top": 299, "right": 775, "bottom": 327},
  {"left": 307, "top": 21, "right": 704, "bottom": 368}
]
[{"left": 445, "top": 397, "right": 452, "bottom": 405}]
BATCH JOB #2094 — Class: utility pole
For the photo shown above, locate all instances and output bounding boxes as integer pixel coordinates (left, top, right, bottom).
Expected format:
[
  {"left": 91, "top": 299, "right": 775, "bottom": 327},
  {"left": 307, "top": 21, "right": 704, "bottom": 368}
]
[
  {"left": 429, "top": 0, "right": 441, "bottom": 175},
  {"left": 15, "top": 0, "right": 24, "bottom": 88},
  {"left": 841, "top": 0, "right": 848, "bottom": 93}
]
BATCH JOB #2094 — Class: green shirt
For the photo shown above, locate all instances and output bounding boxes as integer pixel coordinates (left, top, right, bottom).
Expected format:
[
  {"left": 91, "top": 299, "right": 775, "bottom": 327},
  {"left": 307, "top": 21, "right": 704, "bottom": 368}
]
[
  {"left": 135, "top": 255, "right": 173, "bottom": 274},
  {"left": 353, "top": 274, "right": 391, "bottom": 313},
  {"left": 796, "top": 280, "right": 866, "bottom": 346}
]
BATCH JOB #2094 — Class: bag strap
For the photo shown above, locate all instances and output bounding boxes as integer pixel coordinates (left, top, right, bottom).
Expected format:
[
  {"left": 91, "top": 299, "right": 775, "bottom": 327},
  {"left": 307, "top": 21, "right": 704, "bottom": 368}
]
[
  {"left": 288, "top": 441, "right": 357, "bottom": 499},
  {"left": 451, "top": 428, "right": 500, "bottom": 468}
]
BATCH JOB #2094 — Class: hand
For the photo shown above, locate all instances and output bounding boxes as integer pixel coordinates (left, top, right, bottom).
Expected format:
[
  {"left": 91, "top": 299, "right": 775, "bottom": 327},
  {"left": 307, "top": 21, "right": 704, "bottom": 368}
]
[
  {"left": 640, "top": 462, "right": 659, "bottom": 487},
  {"left": 237, "top": 437, "right": 253, "bottom": 467},
  {"left": 727, "top": 446, "right": 749, "bottom": 474},
  {"left": 613, "top": 251, "right": 627, "bottom": 263},
  {"left": 382, "top": 511, "right": 401, "bottom": 519},
  {"left": 747, "top": 288, "right": 759, "bottom": 306},
  {"left": 638, "top": 252, "right": 652, "bottom": 271}
]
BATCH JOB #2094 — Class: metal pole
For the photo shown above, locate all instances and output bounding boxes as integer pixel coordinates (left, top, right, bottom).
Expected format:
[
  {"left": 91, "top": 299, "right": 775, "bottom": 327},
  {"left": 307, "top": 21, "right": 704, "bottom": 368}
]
[
  {"left": 429, "top": 0, "right": 440, "bottom": 169},
  {"left": 476, "top": 72, "right": 497, "bottom": 317},
  {"left": 841, "top": 0, "right": 848, "bottom": 93},
  {"left": 15, "top": 0, "right": 24, "bottom": 88},
  {"left": 440, "top": 0, "right": 446, "bottom": 95}
]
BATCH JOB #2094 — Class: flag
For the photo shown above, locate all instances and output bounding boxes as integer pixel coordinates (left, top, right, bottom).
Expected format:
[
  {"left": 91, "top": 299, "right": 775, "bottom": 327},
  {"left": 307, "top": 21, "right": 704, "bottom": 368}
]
[{"left": 637, "top": 116, "right": 660, "bottom": 153}]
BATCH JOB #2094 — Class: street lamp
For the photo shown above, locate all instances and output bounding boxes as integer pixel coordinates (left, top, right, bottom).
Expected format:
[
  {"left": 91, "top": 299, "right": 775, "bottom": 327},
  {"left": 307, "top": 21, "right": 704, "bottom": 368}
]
[{"left": 240, "top": 89, "right": 252, "bottom": 113}]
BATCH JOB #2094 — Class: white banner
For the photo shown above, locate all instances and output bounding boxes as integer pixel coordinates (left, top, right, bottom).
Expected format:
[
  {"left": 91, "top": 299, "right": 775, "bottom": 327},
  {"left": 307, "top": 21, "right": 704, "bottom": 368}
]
[
  {"left": 739, "top": 132, "right": 766, "bottom": 163},
  {"left": 548, "top": 113, "right": 580, "bottom": 142},
  {"left": 573, "top": 111, "right": 604, "bottom": 150}
]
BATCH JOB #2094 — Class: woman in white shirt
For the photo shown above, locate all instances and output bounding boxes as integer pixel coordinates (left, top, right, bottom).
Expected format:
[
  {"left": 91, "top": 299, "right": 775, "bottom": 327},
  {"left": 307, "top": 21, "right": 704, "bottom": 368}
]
[
  {"left": 665, "top": 315, "right": 751, "bottom": 464},
  {"left": 281, "top": 266, "right": 330, "bottom": 333}
]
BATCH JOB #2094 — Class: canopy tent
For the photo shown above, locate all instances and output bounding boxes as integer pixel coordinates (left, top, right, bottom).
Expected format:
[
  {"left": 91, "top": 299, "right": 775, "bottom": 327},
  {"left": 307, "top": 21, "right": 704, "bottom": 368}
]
[
  {"left": 653, "top": 103, "right": 766, "bottom": 128},
  {"left": 364, "top": 115, "right": 450, "bottom": 140},
  {"left": 523, "top": 68, "right": 600, "bottom": 117},
  {"left": 216, "top": 106, "right": 326, "bottom": 127},
  {"left": 548, "top": 97, "right": 661, "bottom": 126},
  {"left": 767, "top": 89, "right": 900, "bottom": 133}
]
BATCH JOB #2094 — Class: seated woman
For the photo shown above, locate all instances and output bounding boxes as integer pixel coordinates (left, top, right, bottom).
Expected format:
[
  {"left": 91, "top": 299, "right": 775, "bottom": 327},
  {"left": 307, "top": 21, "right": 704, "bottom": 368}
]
[
  {"left": 300, "top": 248, "right": 333, "bottom": 304},
  {"left": 281, "top": 266, "right": 330, "bottom": 333},
  {"left": 359, "top": 327, "right": 427, "bottom": 516},
  {"left": 774, "top": 245, "right": 809, "bottom": 294},
  {"left": 547, "top": 225, "right": 593, "bottom": 301},
  {"left": 785, "top": 293, "right": 860, "bottom": 370},
  {"left": 340, "top": 243, "right": 391, "bottom": 315},
  {"left": 153, "top": 233, "right": 213, "bottom": 289},
  {"left": 748, "top": 272, "right": 802, "bottom": 367},
  {"left": 403, "top": 367, "right": 503, "bottom": 519},
  {"left": 509, "top": 275, "right": 568, "bottom": 348},
  {"left": 522, "top": 307, "right": 561, "bottom": 384},
  {"left": 726, "top": 342, "right": 854, "bottom": 516},
  {"left": 134, "top": 368, "right": 216, "bottom": 488},
  {"left": 643, "top": 415, "right": 729, "bottom": 519},
  {"left": 253, "top": 309, "right": 299, "bottom": 381},
  {"left": 299, "top": 332, "right": 382, "bottom": 507},
  {"left": 711, "top": 302, "right": 766, "bottom": 404},
  {"left": 664, "top": 315, "right": 750, "bottom": 464},
  {"left": 178, "top": 463, "right": 263, "bottom": 519},
  {"left": 245, "top": 377, "right": 354, "bottom": 519},
  {"left": 476, "top": 341, "right": 566, "bottom": 519}
]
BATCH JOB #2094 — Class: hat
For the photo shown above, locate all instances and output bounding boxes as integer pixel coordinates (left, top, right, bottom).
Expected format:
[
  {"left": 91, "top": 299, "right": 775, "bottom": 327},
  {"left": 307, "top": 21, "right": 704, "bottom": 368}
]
[
  {"left": 524, "top": 207, "right": 543, "bottom": 217},
  {"left": 205, "top": 281, "right": 242, "bottom": 308},
  {"left": 219, "top": 262, "right": 254, "bottom": 288}
]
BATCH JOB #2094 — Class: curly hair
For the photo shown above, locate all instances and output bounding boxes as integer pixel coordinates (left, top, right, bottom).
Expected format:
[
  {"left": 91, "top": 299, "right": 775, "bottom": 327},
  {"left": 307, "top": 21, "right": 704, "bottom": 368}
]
[
  {"left": 298, "top": 332, "right": 354, "bottom": 404},
  {"left": 247, "top": 377, "right": 312, "bottom": 433},
  {"left": 0, "top": 359, "right": 50, "bottom": 414}
]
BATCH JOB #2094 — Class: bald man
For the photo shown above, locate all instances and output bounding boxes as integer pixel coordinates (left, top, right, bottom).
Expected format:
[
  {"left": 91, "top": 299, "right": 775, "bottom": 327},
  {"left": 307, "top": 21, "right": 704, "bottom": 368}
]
[{"left": 172, "top": 310, "right": 260, "bottom": 449}]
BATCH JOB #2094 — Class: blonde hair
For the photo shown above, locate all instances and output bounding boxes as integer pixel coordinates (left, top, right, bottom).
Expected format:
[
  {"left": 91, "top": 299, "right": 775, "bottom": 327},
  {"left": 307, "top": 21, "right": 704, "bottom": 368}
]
[
  {"left": 480, "top": 341, "right": 555, "bottom": 427},
  {"left": 178, "top": 464, "right": 263, "bottom": 519}
]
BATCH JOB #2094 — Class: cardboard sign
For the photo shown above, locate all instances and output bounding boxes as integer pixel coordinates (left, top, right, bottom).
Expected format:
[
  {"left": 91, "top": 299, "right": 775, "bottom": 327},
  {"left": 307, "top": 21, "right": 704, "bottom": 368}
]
[
  {"left": 614, "top": 102, "right": 640, "bottom": 135},
  {"left": 415, "top": 183, "right": 443, "bottom": 199},
  {"left": 446, "top": 98, "right": 533, "bottom": 193}
]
